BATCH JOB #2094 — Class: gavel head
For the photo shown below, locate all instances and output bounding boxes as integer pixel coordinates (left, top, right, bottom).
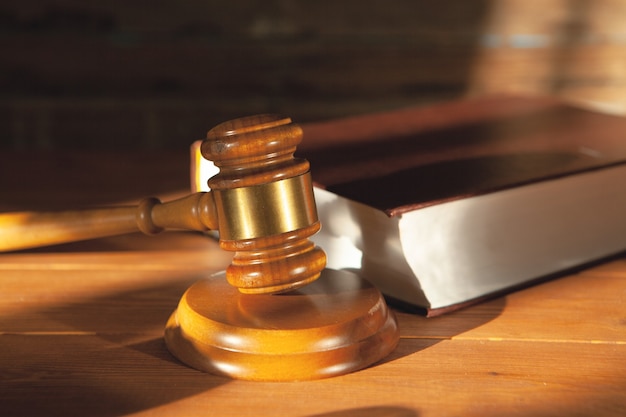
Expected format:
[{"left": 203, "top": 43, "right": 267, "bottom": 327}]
[{"left": 201, "top": 114, "right": 327, "bottom": 295}]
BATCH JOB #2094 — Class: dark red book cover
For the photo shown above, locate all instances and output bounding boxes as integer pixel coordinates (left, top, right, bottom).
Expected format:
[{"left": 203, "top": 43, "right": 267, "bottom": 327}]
[{"left": 299, "top": 95, "right": 626, "bottom": 217}]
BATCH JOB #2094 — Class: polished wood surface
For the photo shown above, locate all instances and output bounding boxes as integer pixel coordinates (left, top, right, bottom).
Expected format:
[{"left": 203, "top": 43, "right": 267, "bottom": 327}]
[{"left": 1, "top": 151, "right": 625, "bottom": 416}]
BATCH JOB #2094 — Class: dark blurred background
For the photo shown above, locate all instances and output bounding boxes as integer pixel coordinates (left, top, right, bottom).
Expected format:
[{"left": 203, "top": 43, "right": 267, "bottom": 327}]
[{"left": 1, "top": 0, "right": 625, "bottom": 150}]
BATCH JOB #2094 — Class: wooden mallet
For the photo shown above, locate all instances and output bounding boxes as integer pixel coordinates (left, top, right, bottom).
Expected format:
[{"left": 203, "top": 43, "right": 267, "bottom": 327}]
[{"left": 0, "top": 115, "right": 399, "bottom": 381}]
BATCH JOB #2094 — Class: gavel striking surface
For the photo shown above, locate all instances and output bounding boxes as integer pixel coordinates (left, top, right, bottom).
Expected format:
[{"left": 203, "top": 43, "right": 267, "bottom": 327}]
[{"left": 165, "top": 268, "right": 399, "bottom": 381}]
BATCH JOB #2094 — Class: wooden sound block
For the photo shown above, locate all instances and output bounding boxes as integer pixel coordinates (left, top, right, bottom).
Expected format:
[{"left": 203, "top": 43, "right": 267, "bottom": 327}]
[{"left": 164, "top": 269, "right": 399, "bottom": 381}]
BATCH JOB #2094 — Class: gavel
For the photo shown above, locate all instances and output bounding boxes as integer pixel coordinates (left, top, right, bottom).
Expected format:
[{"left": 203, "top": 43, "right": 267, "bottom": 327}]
[
  {"left": 0, "top": 114, "right": 326, "bottom": 295},
  {"left": 0, "top": 114, "right": 398, "bottom": 381}
]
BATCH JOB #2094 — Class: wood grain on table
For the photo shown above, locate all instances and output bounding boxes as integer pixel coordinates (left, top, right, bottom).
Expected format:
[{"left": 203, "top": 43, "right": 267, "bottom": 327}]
[{"left": 1, "top": 151, "right": 625, "bottom": 416}]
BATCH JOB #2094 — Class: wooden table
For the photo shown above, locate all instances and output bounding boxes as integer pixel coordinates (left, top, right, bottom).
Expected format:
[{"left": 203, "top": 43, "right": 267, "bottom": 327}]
[{"left": 1, "top": 151, "right": 625, "bottom": 417}]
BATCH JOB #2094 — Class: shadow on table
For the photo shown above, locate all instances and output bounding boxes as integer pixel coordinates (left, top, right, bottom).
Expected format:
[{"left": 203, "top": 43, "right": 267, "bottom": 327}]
[
  {"left": 306, "top": 406, "right": 419, "bottom": 417},
  {"left": 377, "top": 295, "right": 507, "bottom": 368},
  {"left": 0, "top": 271, "right": 506, "bottom": 417},
  {"left": 0, "top": 277, "right": 231, "bottom": 417}
]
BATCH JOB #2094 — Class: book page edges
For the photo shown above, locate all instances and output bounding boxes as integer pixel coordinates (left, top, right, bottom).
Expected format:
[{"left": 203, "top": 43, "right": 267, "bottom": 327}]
[{"left": 314, "top": 164, "right": 626, "bottom": 311}]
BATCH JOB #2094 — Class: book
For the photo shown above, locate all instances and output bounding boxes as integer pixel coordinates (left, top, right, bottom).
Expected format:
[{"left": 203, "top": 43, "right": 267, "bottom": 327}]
[
  {"left": 297, "top": 95, "right": 626, "bottom": 315},
  {"left": 193, "top": 96, "right": 626, "bottom": 316}
]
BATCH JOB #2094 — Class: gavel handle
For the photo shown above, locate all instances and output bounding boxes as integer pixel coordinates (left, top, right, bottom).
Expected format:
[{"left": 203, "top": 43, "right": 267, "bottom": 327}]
[{"left": 0, "top": 192, "right": 218, "bottom": 252}]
